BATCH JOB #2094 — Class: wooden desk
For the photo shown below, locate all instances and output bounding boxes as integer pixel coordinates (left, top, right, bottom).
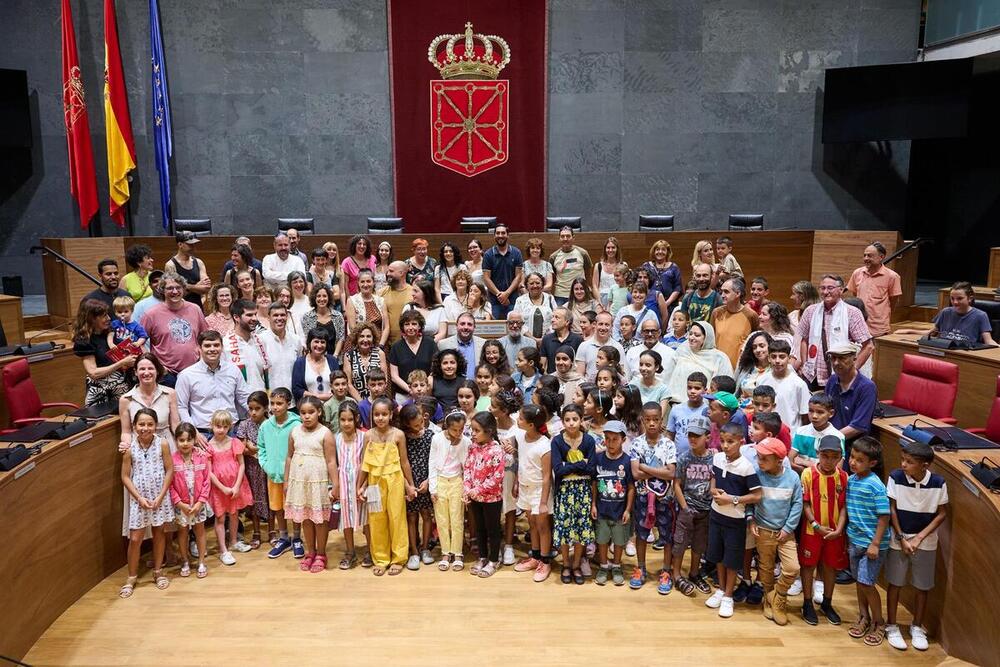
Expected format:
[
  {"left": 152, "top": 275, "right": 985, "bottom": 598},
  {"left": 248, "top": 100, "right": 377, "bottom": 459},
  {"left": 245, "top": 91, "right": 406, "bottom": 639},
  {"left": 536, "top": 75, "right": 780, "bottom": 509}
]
[
  {"left": 0, "top": 340, "right": 86, "bottom": 427},
  {"left": 989, "top": 247, "right": 1000, "bottom": 287},
  {"left": 0, "top": 417, "right": 124, "bottom": 660},
  {"left": 873, "top": 415, "right": 1000, "bottom": 667},
  {"left": 873, "top": 333, "right": 1000, "bottom": 428},
  {"left": 0, "top": 294, "right": 24, "bottom": 344}
]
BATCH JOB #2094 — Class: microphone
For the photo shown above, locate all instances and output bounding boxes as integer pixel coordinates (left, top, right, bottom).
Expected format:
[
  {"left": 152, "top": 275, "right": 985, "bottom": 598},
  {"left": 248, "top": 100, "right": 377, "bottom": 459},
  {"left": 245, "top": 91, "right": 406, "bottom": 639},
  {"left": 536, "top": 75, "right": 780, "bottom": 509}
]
[
  {"left": 901, "top": 418, "right": 956, "bottom": 449},
  {"left": 14, "top": 321, "right": 74, "bottom": 356}
]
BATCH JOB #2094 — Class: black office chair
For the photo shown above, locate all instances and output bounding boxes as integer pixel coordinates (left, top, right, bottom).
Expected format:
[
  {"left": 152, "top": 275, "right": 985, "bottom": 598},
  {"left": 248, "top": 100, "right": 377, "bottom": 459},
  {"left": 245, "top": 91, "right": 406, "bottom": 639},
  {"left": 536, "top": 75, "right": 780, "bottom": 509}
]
[
  {"left": 461, "top": 217, "right": 496, "bottom": 234},
  {"left": 277, "top": 218, "right": 315, "bottom": 234},
  {"left": 639, "top": 215, "right": 674, "bottom": 232},
  {"left": 546, "top": 216, "right": 582, "bottom": 233},
  {"left": 974, "top": 301, "right": 1000, "bottom": 340},
  {"left": 367, "top": 217, "right": 404, "bottom": 234},
  {"left": 173, "top": 218, "right": 212, "bottom": 236},
  {"left": 728, "top": 214, "right": 764, "bottom": 231}
]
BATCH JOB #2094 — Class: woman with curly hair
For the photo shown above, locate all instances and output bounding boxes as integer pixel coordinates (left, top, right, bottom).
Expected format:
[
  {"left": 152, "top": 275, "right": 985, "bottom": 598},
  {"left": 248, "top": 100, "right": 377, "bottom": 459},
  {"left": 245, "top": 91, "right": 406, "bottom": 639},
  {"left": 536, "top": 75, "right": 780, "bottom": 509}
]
[
  {"left": 223, "top": 243, "right": 262, "bottom": 293},
  {"left": 122, "top": 243, "right": 155, "bottom": 301},
  {"left": 430, "top": 348, "right": 466, "bottom": 412},
  {"left": 344, "top": 321, "right": 388, "bottom": 402},
  {"left": 735, "top": 330, "right": 773, "bottom": 400},
  {"left": 204, "top": 283, "right": 236, "bottom": 337},
  {"left": 341, "top": 235, "right": 376, "bottom": 297},
  {"left": 465, "top": 282, "right": 492, "bottom": 320},
  {"left": 300, "top": 284, "right": 346, "bottom": 357},
  {"left": 434, "top": 241, "right": 464, "bottom": 303},
  {"left": 479, "top": 338, "right": 512, "bottom": 376}
]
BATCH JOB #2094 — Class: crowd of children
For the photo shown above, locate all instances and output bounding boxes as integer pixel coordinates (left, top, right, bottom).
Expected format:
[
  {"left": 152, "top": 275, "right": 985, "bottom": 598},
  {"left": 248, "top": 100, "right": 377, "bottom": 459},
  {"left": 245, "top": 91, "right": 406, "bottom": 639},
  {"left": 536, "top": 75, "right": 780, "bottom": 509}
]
[{"left": 117, "top": 234, "right": 947, "bottom": 651}]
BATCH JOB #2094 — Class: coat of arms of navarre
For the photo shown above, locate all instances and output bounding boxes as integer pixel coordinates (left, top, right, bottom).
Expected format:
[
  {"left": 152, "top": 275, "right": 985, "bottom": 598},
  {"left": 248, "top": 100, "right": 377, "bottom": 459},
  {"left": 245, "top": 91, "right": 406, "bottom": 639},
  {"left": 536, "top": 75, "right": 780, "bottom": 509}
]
[{"left": 427, "top": 22, "right": 510, "bottom": 177}]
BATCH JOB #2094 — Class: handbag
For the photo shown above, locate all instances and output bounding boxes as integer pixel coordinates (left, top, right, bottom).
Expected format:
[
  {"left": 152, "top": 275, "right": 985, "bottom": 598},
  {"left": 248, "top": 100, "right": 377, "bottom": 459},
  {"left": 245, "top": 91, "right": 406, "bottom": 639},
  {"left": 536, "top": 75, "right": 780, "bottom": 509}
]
[{"left": 971, "top": 457, "right": 1000, "bottom": 493}]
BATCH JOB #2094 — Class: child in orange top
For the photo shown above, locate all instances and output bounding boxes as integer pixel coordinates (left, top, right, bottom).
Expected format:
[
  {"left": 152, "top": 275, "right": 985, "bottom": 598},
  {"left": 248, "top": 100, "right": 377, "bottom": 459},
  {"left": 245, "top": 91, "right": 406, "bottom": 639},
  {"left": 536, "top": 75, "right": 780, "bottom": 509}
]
[{"left": 207, "top": 410, "right": 253, "bottom": 566}]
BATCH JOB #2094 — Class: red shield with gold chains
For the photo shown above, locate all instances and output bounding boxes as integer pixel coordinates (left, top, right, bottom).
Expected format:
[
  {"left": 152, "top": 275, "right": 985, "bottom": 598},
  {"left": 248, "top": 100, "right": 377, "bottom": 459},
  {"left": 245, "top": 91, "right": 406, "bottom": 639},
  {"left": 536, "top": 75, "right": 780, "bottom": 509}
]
[{"left": 430, "top": 80, "right": 508, "bottom": 177}]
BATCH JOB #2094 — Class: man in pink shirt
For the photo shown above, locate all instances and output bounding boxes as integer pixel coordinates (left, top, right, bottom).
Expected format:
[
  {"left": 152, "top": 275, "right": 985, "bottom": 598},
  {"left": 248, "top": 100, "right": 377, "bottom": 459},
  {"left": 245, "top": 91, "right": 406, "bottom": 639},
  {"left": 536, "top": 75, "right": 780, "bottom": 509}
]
[
  {"left": 847, "top": 242, "right": 902, "bottom": 336},
  {"left": 795, "top": 274, "right": 872, "bottom": 389},
  {"left": 140, "top": 271, "right": 208, "bottom": 385}
]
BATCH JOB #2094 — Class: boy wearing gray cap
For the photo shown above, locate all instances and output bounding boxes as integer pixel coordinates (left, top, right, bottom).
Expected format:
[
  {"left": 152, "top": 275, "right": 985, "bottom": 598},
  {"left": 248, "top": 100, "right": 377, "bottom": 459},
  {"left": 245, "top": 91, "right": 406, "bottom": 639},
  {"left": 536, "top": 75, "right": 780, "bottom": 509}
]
[{"left": 591, "top": 421, "right": 635, "bottom": 586}]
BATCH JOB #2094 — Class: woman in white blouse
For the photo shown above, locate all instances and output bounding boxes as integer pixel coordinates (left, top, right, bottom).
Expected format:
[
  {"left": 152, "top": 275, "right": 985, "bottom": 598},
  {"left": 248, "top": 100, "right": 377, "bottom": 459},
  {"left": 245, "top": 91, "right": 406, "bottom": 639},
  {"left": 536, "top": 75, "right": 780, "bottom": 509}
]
[{"left": 409, "top": 279, "right": 448, "bottom": 342}]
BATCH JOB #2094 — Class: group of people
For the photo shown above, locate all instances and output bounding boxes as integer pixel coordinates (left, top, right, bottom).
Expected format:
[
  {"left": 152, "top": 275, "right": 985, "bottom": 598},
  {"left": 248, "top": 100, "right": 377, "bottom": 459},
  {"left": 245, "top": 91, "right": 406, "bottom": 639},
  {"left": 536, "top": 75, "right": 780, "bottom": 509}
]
[{"left": 74, "top": 227, "right": 974, "bottom": 652}]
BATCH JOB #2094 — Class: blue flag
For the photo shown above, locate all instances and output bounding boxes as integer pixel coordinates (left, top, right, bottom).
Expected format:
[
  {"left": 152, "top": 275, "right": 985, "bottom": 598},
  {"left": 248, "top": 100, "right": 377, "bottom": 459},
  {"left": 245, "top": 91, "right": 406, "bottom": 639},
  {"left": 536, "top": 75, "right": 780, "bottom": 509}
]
[{"left": 150, "top": 0, "right": 172, "bottom": 231}]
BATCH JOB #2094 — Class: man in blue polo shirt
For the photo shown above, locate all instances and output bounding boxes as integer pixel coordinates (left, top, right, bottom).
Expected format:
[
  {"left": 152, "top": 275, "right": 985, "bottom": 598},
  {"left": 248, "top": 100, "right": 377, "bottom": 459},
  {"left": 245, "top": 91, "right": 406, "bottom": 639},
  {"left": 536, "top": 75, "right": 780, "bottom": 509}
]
[
  {"left": 482, "top": 224, "right": 524, "bottom": 319},
  {"left": 824, "top": 342, "right": 877, "bottom": 446}
]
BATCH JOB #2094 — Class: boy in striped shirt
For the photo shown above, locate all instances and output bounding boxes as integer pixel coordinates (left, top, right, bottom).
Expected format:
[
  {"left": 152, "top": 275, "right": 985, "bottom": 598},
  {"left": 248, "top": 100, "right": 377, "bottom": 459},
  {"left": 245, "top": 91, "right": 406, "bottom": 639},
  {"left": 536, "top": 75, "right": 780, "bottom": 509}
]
[
  {"left": 799, "top": 435, "right": 849, "bottom": 626},
  {"left": 845, "top": 436, "right": 891, "bottom": 647},
  {"left": 885, "top": 441, "right": 948, "bottom": 652}
]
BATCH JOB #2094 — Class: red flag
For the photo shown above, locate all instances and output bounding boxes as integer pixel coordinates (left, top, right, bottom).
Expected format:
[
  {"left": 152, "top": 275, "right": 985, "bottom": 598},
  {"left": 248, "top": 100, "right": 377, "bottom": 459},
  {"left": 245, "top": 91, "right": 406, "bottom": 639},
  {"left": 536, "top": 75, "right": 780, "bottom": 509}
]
[
  {"left": 61, "top": 0, "right": 99, "bottom": 229},
  {"left": 104, "top": 0, "right": 135, "bottom": 227}
]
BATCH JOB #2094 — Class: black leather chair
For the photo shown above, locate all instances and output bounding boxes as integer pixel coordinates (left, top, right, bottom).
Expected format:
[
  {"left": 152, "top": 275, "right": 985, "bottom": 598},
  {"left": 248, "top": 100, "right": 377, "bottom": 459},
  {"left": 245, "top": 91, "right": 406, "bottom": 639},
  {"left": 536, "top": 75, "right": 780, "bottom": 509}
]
[
  {"left": 546, "top": 216, "right": 582, "bottom": 233},
  {"left": 173, "top": 218, "right": 212, "bottom": 236},
  {"left": 728, "top": 214, "right": 764, "bottom": 231},
  {"left": 277, "top": 218, "right": 315, "bottom": 234},
  {"left": 367, "top": 217, "right": 404, "bottom": 234},
  {"left": 639, "top": 215, "right": 674, "bottom": 232},
  {"left": 461, "top": 217, "right": 496, "bottom": 234}
]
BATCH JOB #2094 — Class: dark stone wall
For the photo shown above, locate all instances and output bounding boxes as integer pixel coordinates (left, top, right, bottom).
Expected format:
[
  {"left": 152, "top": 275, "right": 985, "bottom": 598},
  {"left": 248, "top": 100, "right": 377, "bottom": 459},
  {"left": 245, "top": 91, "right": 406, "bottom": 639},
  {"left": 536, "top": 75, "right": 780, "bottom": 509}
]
[{"left": 0, "top": 0, "right": 919, "bottom": 291}]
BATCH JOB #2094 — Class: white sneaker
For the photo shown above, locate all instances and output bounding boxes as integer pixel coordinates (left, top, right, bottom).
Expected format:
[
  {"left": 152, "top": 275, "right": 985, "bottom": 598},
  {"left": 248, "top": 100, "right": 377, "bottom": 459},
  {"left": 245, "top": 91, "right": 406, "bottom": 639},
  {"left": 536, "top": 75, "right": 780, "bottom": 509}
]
[
  {"left": 502, "top": 545, "right": 516, "bottom": 566},
  {"left": 910, "top": 625, "right": 929, "bottom": 651},
  {"left": 189, "top": 541, "right": 199, "bottom": 558},
  {"left": 231, "top": 540, "right": 252, "bottom": 553},
  {"left": 406, "top": 554, "right": 421, "bottom": 570},
  {"left": 718, "top": 596, "right": 735, "bottom": 618},
  {"left": 421, "top": 549, "right": 434, "bottom": 565},
  {"left": 787, "top": 577, "right": 803, "bottom": 596},
  {"left": 813, "top": 580, "right": 825, "bottom": 605},
  {"left": 886, "top": 624, "right": 908, "bottom": 650},
  {"left": 646, "top": 531, "right": 655, "bottom": 543},
  {"left": 625, "top": 540, "right": 636, "bottom": 557},
  {"left": 705, "top": 589, "right": 725, "bottom": 609},
  {"left": 219, "top": 551, "right": 236, "bottom": 566},
  {"left": 774, "top": 562, "right": 781, "bottom": 577}
]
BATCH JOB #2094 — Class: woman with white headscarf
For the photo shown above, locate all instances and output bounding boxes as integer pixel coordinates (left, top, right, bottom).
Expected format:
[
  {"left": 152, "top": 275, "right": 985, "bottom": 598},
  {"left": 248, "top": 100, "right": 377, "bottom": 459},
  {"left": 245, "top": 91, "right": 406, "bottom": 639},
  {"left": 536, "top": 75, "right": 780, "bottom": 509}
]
[{"left": 661, "top": 321, "right": 734, "bottom": 404}]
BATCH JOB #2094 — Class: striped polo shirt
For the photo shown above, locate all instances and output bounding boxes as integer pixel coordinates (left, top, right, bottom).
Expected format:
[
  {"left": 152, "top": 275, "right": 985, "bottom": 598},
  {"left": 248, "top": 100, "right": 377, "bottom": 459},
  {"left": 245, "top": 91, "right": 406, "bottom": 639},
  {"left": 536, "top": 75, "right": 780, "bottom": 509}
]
[
  {"left": 846, "top": 472, "right": 891, "bottom": 550},
  {"left": 801, "top": 466, "right": 847, "bottom": 535},
  {"left": 886, "top": 469, "right": 948, "bottom": 551},
  {"left": 710, "top": 451, "right": 761, "bottom": 528}
]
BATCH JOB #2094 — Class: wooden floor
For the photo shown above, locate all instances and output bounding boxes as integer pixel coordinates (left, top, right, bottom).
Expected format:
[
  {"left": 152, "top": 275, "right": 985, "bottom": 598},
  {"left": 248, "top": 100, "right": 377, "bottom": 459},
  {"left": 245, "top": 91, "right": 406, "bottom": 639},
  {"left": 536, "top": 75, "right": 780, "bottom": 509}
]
[{"left": 27, "top": 531, "right": 961, "bottom": 667}]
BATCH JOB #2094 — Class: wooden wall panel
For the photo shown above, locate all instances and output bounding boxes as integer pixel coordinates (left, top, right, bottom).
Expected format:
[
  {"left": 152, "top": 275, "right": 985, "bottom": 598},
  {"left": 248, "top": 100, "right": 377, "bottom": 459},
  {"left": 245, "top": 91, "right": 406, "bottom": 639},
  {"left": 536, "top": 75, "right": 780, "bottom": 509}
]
[
  {"left": 40, "top": 237, "right": 126, "bottom": 319},
  {"left": 0, "top": 295, "right": 24, "bottom": 344}
]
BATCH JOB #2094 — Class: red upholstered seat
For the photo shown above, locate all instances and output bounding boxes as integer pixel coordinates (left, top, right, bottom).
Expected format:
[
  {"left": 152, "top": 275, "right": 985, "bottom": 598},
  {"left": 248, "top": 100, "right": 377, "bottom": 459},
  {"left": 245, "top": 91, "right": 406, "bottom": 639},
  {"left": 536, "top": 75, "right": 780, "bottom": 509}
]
[
  {"left": 1, "top": 358, "right": 79, "bottom": 430},
  {"left": 968, "top": 375, "right": 1000, "bottom": 442},
  {"left": 883, "top": 353, "right": 958, "bottom": 424}
]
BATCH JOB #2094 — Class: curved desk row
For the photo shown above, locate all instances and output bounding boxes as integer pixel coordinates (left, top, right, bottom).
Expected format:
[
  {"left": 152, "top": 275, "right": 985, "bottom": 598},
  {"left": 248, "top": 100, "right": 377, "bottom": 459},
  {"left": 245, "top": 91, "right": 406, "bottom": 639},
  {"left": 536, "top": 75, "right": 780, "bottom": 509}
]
[
  {"left": 0, "top": 417, "right": 124, "bottom": 660},
  {"left": 874, "top": 414, "right": 1000, "bottom": 667}
]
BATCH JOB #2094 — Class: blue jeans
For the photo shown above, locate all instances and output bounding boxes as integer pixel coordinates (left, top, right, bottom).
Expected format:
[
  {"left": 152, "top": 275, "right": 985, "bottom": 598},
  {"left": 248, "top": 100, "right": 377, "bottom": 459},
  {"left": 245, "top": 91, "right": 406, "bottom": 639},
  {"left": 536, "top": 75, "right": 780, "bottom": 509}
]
[{"left": 490, "top": 298, "right": 515, "bottom": 320}]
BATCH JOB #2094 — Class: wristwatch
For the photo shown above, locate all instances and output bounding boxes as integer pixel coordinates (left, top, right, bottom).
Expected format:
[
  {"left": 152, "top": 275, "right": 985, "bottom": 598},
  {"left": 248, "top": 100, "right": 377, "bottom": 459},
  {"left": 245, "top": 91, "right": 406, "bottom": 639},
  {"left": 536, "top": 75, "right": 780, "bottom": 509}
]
[{"left": 731, "top": 494, "right": 740, "bottom": 506}]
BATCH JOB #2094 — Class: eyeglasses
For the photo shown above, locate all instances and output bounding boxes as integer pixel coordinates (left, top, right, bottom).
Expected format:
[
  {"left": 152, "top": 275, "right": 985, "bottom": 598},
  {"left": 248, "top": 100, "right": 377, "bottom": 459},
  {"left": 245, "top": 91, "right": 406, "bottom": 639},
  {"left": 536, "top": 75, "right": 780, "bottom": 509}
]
[
  {"left": 508, "top": 321, "right": 523, "bottom": 327},
  {"left": 316, "top": 375, "right": 324, "bottom": 392}
]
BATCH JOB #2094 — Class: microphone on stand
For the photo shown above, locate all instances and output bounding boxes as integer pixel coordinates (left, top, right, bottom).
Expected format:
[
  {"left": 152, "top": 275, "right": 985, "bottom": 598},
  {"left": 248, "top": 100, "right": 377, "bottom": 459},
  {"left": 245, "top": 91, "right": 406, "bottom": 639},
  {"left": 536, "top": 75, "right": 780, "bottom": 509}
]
[{"left": 13, "top": 320, "right": 74, "bottom": 356}]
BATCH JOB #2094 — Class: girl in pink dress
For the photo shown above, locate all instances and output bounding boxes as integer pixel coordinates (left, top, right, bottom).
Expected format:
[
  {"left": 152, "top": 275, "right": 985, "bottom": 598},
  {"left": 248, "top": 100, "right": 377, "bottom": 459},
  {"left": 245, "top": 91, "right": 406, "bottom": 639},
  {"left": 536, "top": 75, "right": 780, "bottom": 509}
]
[
  {"left": 207, "top": 410, "right": 252, "bottom": 566},
  {"left": 335, "top": 401, "right": 370, "bottom": 569}
]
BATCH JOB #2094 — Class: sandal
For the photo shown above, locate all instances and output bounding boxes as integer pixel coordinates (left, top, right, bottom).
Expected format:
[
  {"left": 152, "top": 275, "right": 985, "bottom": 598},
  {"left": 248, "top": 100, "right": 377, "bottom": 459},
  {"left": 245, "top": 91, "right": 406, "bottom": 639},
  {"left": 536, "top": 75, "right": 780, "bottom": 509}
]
[
  {"left": 300, "top": 553, "right": 316, "bottom": 572},
  {"left": 361, "top": 552, "right": 374, "bottom": 568},
  {"left": 864, "top": 623, "right": 886, "bottom": 647},
  {"left": 573, "top": 568, "right": 585, "bottom": 585},
  {"left": 451, "top": 558, "right": 464, "bottom": 571},
  {"left": 470, "top": 558, "right": 485, "bottom": 576},
  {"left": 339, "top": 552, "right": 357, "bottom": 570},
  {"left": 438, "top": 557, "right": 451, "bottom": 571},
  {"left": 179, "top": 561, "right": 191, "bottom": 578},
  {"left": 849, "top": 616, "right": 872, "bottom": 639},
  {"left": 119, "top": 575, "right": 138, "bottom": 599},
  {"left": 250, "top": 532, "right": 262, "bottom": 550},
  {"left": 388, "top": 564, "right": 404, "bottom": 576},
  {"left": 197, "top": 563, "right": 208, "bottom": 578},
  {"left": 479, "top": 561, "right": 497, "bottom": 578},
  {"left": 560, "top": 567, "right": 572, "bottom": 584},
  {"left": 268, "top": 530, "right": 279, "bottom": 546},
  {"left": 372, "top": 566, "right": 386, "bottom": 576},
  {"left": 675, "top": 576, "right": 695, "bottom": 596},
  {"left": 310, "top": 554, "right": 327, "bottom": 573},
  {"left": 153, "top": 569, "right": 169, "bottom": 590}
]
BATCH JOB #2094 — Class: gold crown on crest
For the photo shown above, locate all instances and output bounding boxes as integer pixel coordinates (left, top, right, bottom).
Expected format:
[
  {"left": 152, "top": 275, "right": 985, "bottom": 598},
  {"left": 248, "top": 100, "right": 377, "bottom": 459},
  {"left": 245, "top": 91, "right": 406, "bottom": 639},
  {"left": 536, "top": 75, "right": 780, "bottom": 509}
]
[{"left": 427, "top": 22, "right": 511, "bottom": 80}]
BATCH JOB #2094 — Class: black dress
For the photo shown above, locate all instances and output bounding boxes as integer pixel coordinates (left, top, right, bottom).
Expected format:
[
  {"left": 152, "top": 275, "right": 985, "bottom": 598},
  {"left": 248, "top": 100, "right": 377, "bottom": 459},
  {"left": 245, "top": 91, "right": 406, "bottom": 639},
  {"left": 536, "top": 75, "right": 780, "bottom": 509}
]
[
  {"left": 405, "top": 428, "right": 434, "bottom": 513},
  {"left": 387, "top": 337, "right": 438, "bottom": 395}
]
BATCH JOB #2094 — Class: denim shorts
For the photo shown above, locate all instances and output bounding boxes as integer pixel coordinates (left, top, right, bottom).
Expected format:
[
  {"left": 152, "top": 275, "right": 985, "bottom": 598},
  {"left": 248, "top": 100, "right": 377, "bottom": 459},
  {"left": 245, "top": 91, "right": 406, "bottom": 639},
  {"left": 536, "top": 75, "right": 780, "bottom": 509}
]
[{"left": 848, "top": 543, "right": 887, "bottom": 586}]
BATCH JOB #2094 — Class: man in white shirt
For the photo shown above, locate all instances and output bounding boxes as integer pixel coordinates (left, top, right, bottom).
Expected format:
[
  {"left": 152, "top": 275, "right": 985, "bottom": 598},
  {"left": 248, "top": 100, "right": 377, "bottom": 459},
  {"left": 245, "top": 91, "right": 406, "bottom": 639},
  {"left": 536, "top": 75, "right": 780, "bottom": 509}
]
[
  {"left": 175, "top": 330, "right": 250, "bottom": 438},
  {"left": 758, "top": 338, "right": 810, "bottom": 428},
  {"left": 261, "top": 302, "right": 301, "bottom": 392},
  {"left": 625, "top": 318, "right": 675, "bottom": 383},
  {"left": 575, "top": 311, "right": 625, "bottom": 381},
  {"left": 262, "top": 233, "right": 306, "bottom": 292},
  {"left": 224, "top": 299, "right": 269, "bottom": 393}
]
